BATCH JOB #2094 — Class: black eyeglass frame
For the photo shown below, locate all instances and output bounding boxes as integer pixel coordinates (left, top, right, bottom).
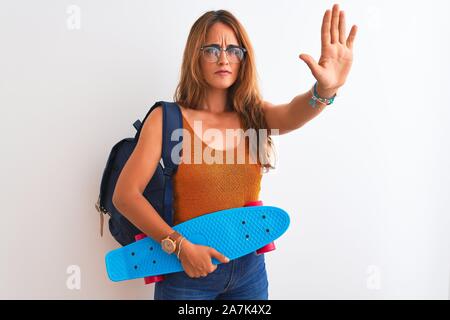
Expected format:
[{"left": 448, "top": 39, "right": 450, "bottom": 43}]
[{"left": 199, "top": 44, "right": 247, "bottom": 63}]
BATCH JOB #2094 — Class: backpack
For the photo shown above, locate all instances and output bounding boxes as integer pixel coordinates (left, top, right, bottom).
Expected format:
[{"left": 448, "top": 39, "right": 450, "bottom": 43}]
[{"left": 95, "top": 101, "right": 183, "bottom": 246}]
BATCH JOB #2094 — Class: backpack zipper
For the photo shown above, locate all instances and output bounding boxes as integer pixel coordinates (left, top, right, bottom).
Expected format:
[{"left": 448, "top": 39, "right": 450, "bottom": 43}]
[{"left": 95, "top": 196, "right": 111, "bottom": 237}]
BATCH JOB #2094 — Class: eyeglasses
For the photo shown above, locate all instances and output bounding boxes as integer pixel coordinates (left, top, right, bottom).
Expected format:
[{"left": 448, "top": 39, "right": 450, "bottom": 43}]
[{"left": 200, "top": 44, "right": 247, "bottom": 63}]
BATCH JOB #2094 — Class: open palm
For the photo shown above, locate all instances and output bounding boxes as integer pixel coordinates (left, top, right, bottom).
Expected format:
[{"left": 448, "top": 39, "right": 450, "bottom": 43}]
[{"left": 300, "top": 3, "right": 357, "bottom": 94}]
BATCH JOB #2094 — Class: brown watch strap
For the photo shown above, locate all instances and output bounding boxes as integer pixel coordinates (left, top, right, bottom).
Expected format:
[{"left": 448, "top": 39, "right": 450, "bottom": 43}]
[{"left": 167, "top": 231, "right": 182, "bottom": 243}]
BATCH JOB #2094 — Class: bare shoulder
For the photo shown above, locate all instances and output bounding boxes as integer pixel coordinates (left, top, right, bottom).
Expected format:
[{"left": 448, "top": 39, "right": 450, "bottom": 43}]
[{"left": 140, "top": 104, "right": 163, "bottom": 139}]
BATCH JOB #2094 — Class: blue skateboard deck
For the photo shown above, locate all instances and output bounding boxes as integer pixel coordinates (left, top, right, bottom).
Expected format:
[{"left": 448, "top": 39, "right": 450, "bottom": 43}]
[{"left": 105, "top": 205, "right": 290, "bottom": 282}]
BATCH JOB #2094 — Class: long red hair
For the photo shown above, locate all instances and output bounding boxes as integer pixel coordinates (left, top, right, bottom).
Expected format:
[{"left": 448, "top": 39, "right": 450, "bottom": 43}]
[{"left": 173, "top": 9, "right": 276, "bottom": 172}]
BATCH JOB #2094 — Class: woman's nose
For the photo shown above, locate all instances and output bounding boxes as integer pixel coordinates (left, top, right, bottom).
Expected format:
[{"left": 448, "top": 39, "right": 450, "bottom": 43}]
[{"left": 217, "top": 49, "right": 230, "bottom": 65}]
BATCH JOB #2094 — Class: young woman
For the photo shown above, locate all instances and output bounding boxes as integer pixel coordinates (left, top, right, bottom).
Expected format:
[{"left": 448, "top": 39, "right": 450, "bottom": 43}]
[{"left": 113, "top": 4, "right": 357, "bottom": 300}]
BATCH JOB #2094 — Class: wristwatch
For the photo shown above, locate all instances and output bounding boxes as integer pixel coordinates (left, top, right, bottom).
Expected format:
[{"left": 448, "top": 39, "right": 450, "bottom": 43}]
[{"left": 160, "top": 231, "right": 182, "bottom": 254}]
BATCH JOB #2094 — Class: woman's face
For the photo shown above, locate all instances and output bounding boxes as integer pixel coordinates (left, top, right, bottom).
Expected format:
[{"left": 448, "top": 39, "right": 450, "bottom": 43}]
[{"left": 200, "top": 22, "right": 241, "bottom": 90}]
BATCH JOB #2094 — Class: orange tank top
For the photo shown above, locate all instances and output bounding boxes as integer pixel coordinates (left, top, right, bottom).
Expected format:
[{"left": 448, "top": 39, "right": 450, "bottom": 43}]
[{"left": 172, "top": 113, "right": 263, "bottom": 225}]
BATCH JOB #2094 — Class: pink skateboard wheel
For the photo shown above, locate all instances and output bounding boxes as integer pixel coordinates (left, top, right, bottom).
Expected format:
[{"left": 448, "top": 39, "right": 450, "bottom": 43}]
[
  {"left": 244, "top": 200, "right": 263, "bottom": 207},
  {"left": 134, "top": 233, "right": 165, "bottom": 285},
  {"left": 134, "top": 233, "right": 147, "bottom": 241},
  {"left": 244, "top": 200, "right": 277, "bottom": 255},
  {"left": 144, "top": 275, "right": 165, "bottom": 284},
  {"left": 256, "top": 242, "right": 276, "bottom": 255}
]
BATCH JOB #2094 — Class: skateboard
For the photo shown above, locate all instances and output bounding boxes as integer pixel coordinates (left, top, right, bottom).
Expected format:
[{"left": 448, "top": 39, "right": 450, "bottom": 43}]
[{"left": 105, "top": 200, "right": 290, "bottom": 284}]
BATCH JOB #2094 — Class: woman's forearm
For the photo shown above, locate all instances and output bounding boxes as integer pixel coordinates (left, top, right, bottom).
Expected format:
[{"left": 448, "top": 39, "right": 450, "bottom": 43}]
[
  {"left": 113, "top": 192, "right": 174, "bottom": 243},
  {"left": 285, "top": 84, "right": 337, "bottom": 131}
]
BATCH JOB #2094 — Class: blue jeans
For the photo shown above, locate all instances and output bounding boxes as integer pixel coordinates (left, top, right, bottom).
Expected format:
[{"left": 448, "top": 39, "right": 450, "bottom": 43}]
[{"left": 154, "top": 252, "right": 269, "bottom": 300}]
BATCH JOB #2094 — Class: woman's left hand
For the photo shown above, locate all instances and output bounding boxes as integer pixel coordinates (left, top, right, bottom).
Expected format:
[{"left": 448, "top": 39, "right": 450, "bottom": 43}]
[{"left": 299, "top": 3, "right": 358, "bottom": 97}]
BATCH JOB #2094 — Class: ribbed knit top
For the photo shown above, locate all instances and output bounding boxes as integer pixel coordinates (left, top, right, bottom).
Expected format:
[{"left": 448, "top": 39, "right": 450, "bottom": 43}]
[{"left": 172, "top": 112, "right": 263, "bottom": 225}]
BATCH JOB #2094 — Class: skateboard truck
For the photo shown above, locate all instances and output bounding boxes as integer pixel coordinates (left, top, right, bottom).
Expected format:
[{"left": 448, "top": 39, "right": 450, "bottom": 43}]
[{"left": 244, "top": 200, "right": 277, "bottom": 255}]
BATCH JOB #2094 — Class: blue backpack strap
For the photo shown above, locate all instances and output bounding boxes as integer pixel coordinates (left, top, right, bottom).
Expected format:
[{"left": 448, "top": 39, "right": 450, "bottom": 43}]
[
  {"left": 133, "top": 101, "right": 183, "bottom": 226},
  {"left": 160, "top": 102, "right": 183, "bottom": 226}
]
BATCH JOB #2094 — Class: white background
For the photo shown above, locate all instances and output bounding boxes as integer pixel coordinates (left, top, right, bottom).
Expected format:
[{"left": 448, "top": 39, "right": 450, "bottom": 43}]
[{"left": 0, "top": 0, "right": 449, "bottom": 299}]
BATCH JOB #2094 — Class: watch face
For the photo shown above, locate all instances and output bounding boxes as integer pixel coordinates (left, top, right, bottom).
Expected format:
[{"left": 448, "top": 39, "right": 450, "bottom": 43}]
[{"left": 162, "top": 239, "right": 175, "bottom": 253}]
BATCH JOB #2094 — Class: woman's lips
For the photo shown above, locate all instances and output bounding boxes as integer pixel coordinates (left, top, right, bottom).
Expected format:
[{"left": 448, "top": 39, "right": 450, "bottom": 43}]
[{"left": 215, "top": 71, "right": 231, "bottom": 76}]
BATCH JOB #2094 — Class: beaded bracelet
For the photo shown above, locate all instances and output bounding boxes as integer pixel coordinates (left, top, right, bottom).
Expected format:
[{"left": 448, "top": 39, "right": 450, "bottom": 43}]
[{"left": 308, "top": 81, "right": 337, "bottom": 108}]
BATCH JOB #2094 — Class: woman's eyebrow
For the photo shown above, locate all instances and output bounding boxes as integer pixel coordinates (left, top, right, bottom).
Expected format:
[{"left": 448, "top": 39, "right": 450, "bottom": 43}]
[{"left": 205, "top": 43, "right": 240, "bottom": 47}]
